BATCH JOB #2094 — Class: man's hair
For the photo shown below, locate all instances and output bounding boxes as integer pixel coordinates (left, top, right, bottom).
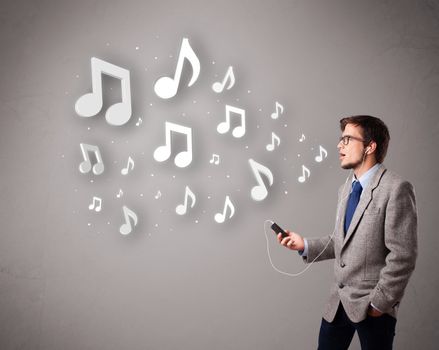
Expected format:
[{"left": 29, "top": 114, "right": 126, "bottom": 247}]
[{"left": 340, "top": 115, "right": 390, "bottom": 163}]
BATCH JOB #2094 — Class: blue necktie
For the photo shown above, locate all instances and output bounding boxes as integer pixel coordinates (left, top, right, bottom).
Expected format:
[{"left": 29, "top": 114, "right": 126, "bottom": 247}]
[{"left": 344, "top": 181, "right": 363, "bottom": 235}]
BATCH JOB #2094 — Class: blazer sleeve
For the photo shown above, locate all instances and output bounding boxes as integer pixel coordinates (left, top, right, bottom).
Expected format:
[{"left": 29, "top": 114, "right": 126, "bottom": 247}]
[
  {"left": 369, "top": 180, "right": 418, "bottom": 312},
  {"left": 302, "top": 235, "right": 335, "bottom": 263}
]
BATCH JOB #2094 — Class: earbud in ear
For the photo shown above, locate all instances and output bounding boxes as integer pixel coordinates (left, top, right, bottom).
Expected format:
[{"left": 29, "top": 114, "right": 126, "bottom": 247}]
[{"left": 365, "top": 147, "right": 371, "bottom": 154}]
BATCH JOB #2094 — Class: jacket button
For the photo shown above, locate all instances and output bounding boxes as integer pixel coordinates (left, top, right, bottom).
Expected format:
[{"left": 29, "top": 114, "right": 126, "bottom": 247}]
[
  {"left": 338, "top": 283, "right": 344, "bottom": 289},
  {"left": 340, "top": 262, "right": 346, "bottom": 268}
]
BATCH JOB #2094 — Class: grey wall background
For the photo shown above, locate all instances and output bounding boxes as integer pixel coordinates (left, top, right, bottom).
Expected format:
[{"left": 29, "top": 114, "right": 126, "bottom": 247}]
[{"left": 1, "top": 0, "right": 438, "bottom": 349}]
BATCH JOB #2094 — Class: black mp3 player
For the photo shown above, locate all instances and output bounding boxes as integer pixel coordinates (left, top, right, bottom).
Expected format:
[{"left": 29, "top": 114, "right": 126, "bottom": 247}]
[{"left": 271, "top": 222, "right": 288, "bottom": 238}]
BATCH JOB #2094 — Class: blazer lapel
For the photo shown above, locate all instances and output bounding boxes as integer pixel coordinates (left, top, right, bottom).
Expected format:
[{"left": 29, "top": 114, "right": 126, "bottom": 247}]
[{"left": 342, "top": 166, "right": 387, "bottom": 247}]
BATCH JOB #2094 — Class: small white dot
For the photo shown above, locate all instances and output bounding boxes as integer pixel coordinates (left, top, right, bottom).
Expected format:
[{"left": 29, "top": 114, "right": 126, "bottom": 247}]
[
  {"left": 172, "top": 175, "right": 176, "bottom": 179},
  {"left": 107, "top": 222, "right": 110, "bottom": 225},
  {"left": 245, "top": 145, "right": 249, "bottom": 149},
  {"left": 151, "top": 173, "right": 154, "bottom": 177},
  {"left": 135, "top": 46, "right": 140, "bottom": 50},
  {"left": 226, "top": 174, "right": 230, "bottom": 178},
  {"left": 284, "top": 191, "right": 288, "bottom": 195},
  {"left": 248, "top": 90, "right": 251, "bottom": 94},
  {"left": 284, "top": 124, "right": 288, "bottom": 127},
  {"left": 61, "top": 154, "right": 65, "bottom": 158},
  {"left": 149, "top": 103, "right": 153, "bottom": 106},
  {"left": 182, "top": 112, "right": 186, "bottom": 117},
  {"left": 87, "top": 127, "right": 91, "bottom": 130},
  {"left": 106, "top": 42, "right": 110, "bottom": 46},
  {"left": 207, "top": 196, "right": 211, "bottom": 199},
  {"left": 193, "top": 100, "right": 197, "bottom": 104},
  {"left": 74, "top": 188, "right": 78, "bottom": 192},
  {"left": 236, "top": 98, "right": 240, "bottom": 102},
  {"left": 111, "top": 140, "right": 115, "bottom": 144},
  {"left": 76, "top": 74, "right": 79, "bottom": 78},
  {"left": 212, "top": 61, "right": 215, "bottom": 64},
  {"left": 155, "top": 223, "right": 159, "bottom": 227},
  {"left": 257, "top": 125, "right": 260, "bottom": 129},
  {"left": 154, "top": 56, "right": 158, "bottom": 60},
  {"left": 195, "top": 220, "right": 199, "bottom": 224},
  {"left": 90, "top": 180, "right": 94, "bottom": 183},
  {"left": 298, "top": 154, "right": 301, "bottom": 157},
  {"left": 145, "top": 67, "right": 148, "bottom": 71},
  {"left": 207, "top": 111, "right": 210, "bottom": 115},
  {"left": 140, "top": 193, "right": 143, "bottom": 197},
  {"left": 258, "top": 108, "right": 262, "bottom": 112},
  {"left": 88, "top": 223, "right": 91, "bottom": 226},
  {"left": 169, "top": 54, "right": 173, "bottom": 58}
]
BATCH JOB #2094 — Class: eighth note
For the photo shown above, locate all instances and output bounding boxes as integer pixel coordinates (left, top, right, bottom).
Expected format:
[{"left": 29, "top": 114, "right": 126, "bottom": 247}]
[
  {"left": 154, "top": 38, "right": 200, "bottom": 99},
  {"left": 176, "top": 186, "right": 196, "bottom": 215},
  {"left": 271, "top": 101, "right": 284, "bottom": 119},
  {"left": 154, "top": 190, "right": 162, "bottom": 199},
  {"left": 75, "top": 57, "right": 132, "bottom": 126},
  {"left": 119, "top": 205, "right": 138, "bottom": 235},
  {"left": 298, "top": 165, "right": 311, "bottom": 183},
  {"left": 212, "top": 66, "right": 235, "bottom": 93},
  {"left": 209, "top": 154, "right": 220, "bottom": 165},
  {"left": 315, "top": 145, "right": 328, "bottom": 163},
  {"left": 88, "top": 196, "right": 102, "bottom": 212},
  {"left": 154, "top": 121, "right": 193, "bottom": 168},
  {"left": 299, "top": 134, "right": 306, "bottom": 142},
  {"left": 136, "top": 117, "right": 143, "bottom": 126},
  {"left": 217, "top": 105, "right": 246, "bottom": 138},
  {"left": 79, "top": 143, "right": 104, "bottom": 175},
  {"left": 214, "top": 195, "right": 235, "bottom": 223},
  {"left": 266, "top": 132, "right": 281, "bottom": 151},
  {"left": 248, "top": 158, "right": 274, "bottom": 201},
  {"left": 116, "top": 189, "right": 123, "bottom": 198},
  {"left": 121, "top": 156, "right": 134, "bottom": 175}
]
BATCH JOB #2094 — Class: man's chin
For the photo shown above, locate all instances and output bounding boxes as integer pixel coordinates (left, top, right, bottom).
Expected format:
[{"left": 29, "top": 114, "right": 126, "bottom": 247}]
[{"left": 341, "top": 162, "right": 354, "bottom": 170}]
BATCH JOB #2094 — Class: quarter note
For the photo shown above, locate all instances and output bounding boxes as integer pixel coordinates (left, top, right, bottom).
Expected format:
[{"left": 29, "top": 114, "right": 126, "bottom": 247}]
[
  {"left": 315, "top": 145, "right": 328, "bottom": 162},
  {"left": 209, "top": 153, "right": 220, "bottom": 165},
  {"left": 121, "top": 156, "right": 134, "bottom": 175},
  {"left": 271, "top": 101, "right": 284, "bottom": 119},
  {"left": 154, "top": 38, "right": 201, "bottom": 99},
  {"left": 79, "top": 143, "right": 104, "bottom": 175},
  {"left": 248, "top": 158, "right": 274, "bottom": 201},
  {"left": 153, "top": 122, "right": 193, "bottom": 168},
  {"left": 75, "top": 57, "right": 132, "bottom": 126},
  {"left": 212, "top": 66, "right": 235, "bottom": 93},
  {"left": 299, "top": 133, "right": 306, "bottom": 142},
  {"left": 119, "top": 205, "right": 138, "bottom": 235},
  {"left": 214, "top": 195, "right": 235, "bottom": 223},
  {"left": 88, "top": 196, "right": 102, "bottom": 212},
  {"left": 217, "top": 104, "right": 246, "bottom": 138},
  {"left": 298, "top": 165, "right": 311, "bottom": 183},
  {"left": 176, "top": 186, "right": 196, "bottom": 215},
  {"left": 266, "top": 132, "right": 281, "bottom": 151}
]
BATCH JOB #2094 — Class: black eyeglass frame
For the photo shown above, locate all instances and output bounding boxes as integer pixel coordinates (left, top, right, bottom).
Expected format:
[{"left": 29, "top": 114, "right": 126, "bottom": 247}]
[{"left": 338, "top": 135, "right": 366, "bottom": 145}]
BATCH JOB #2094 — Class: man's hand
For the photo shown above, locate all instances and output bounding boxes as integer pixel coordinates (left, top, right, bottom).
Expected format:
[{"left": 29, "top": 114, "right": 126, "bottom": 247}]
[{"left": 278, "top": 230, "right": 305, "bottom": 251}]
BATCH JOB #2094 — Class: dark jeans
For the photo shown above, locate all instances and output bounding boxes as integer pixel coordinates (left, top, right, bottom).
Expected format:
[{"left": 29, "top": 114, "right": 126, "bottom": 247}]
[{"left": 318, "top": 303, "right": 397, "bottom": 350}]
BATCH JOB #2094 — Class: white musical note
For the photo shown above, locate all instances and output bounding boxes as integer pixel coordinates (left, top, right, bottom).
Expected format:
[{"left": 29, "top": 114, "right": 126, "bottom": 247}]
[
  {"left": 154, "top": 38, "right": 201, "bottom": 99},
  {"left": 88, "top": 196, "right": 102, "bottom": 212},
  {"left": 209, "top": 154, "right": 220, "bottom": 165},
  {"left": 176, "top": 186, "right": 196, "bottom": 215},
  {"left": 298, "top": 165, "right": 311, "bottom": 183},
  {"left": 79, "top": 143, "right": 104, "bottom": 175},
  {"left": 153, "top": 122, "right": 193, "bottom": 168},
  {"left": 315, "top": 145, "right": 328, "bottom": 162},
  {"left": 75, "top": 57, "right": 132, "bottom": 126},
  {"left": 299, "top": 134, "right": 306, "bottom": 142},
  {"left": 136, "top": 117, "right": 143, "bottom": 126},
  {"left": 266, "top": 132, "right": 281, "bottom": 151},
  {"left": 217, "top": 105, "right": 246, "bottom": 138},
  {"left": 116, "top": 189, "right": 123, "bottom": 198},
  {"left": 214, "top": 195, "right": 235, "bottom": 223},
  {"left": 271, "top": 101, "right": 284, "bottom": 119},
  {"left": 121, "top": 156, "right": 134, "bottom": 175},
  {"left": 119, "top": 205, "right": 138, "bottom": 235},
  {"left": 248, "top": 158, "right": 274, "bottom": 201},
  {"left": 154, "top": 190, "right": 162, "bottom": 199},
  {"left": 212, "top": 66, "right": 235, "bottom": 93}
]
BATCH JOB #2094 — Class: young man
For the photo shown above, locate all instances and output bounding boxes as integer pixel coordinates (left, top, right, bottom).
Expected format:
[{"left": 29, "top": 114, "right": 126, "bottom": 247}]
[{"left": 278, "top": 116, "right": 417, "bottom": 350}]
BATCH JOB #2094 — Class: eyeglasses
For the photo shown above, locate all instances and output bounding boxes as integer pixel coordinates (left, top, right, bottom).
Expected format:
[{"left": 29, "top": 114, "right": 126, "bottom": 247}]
[{"left": 338, "top": 135, "right": 365, "bottom": 145}]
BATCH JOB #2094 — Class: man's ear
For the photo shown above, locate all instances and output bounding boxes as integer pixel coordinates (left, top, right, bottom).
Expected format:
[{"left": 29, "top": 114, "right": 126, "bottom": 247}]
[{"left": 366, "top": 141, "right": 377, "bottom": 155}]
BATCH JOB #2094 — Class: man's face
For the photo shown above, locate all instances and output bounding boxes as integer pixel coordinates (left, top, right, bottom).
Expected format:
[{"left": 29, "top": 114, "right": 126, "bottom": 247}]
[{"left": 337, "top": 123, "right": 367, "bottom": 170}]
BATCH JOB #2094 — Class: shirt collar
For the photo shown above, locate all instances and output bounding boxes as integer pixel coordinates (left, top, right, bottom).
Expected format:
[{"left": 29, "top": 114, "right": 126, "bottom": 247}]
[{"left": 353, "top": 163, "right": 382, "bottom": 190}]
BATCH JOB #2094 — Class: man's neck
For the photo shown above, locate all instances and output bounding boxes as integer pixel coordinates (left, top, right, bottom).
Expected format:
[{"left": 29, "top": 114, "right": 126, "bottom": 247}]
[{"left": 354, "top": 160, "right": 378, "bottom": 179}]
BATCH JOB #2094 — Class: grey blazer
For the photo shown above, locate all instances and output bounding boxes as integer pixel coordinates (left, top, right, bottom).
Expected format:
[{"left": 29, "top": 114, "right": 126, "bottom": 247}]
[{"left": 304, "top": 165, "right": 417, "bottom": 323}]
